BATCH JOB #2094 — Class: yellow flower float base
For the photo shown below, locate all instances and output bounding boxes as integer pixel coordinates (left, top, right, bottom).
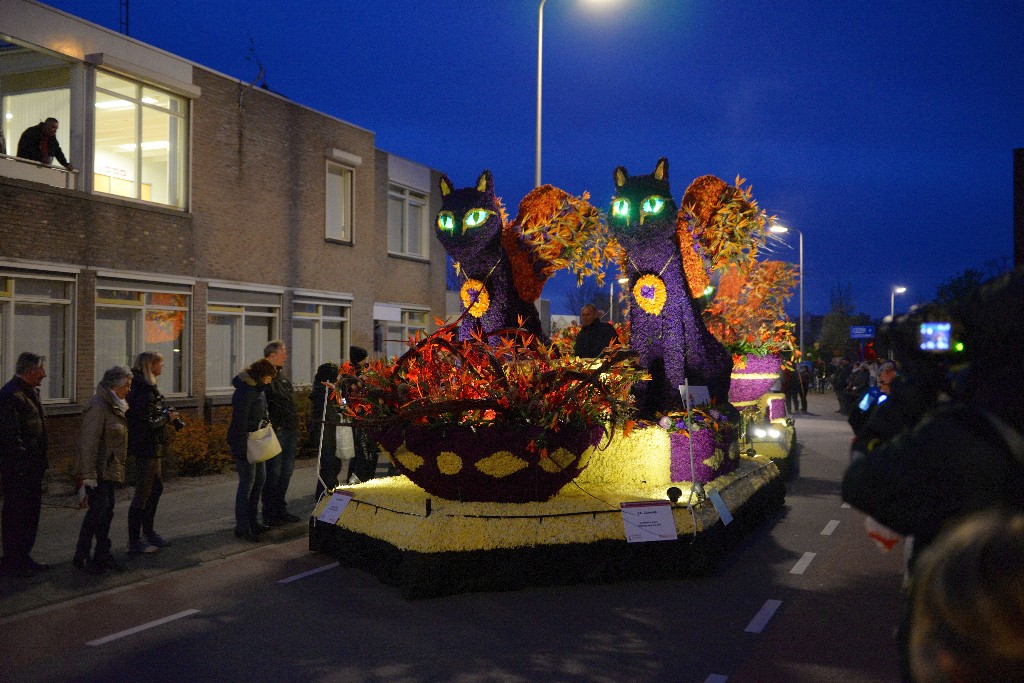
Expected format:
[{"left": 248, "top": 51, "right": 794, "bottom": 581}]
[{"left": 309, "top": 429, "right": 785, "bottom": 599}]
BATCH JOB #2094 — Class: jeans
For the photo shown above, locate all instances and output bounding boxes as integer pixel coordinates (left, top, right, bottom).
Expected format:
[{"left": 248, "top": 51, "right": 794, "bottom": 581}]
[
  {"left": 76, "top": 480, "right": 116, "bottom": 560},
  {"left": 233, "top": 451, "right": 266, "bottom": 533},
  {"left": 262, "top": 428, "right": 297, "bottom": 521}
]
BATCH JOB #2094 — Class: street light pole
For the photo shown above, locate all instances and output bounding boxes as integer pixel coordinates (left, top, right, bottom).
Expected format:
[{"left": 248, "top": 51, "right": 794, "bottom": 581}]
[
  {"left": 536, "top": 0, "right": 547, "bottom": 188},
  {"left": 769, "top": 223, "right": 805, "bottom": 359},
  {"left": 890, "top": 286, "right": 906, "bottom": 359}
]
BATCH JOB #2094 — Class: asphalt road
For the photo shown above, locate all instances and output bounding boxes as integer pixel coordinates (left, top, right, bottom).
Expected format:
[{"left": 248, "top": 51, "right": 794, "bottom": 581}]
[{"left": 0, "top": 391, "right": 905, "bottom": 683}]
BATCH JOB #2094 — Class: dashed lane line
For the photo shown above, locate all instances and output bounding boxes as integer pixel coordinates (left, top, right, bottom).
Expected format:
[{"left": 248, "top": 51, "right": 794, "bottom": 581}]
[
  {"left": 790, "top": 552, "right": 816, "bottom": 575},
  {"left": 821, "top": 519, "right": 840, "bottom": 535},
  {"left": 744, "top": 599, "right": 782, "bottom": 634},
  {"left": 704, "top": 675, "right": 729, "bottom": 682},
  {"left": 278, "top": 562, "right": 340, "bottom": 584},
  {"left": 87, "top": 609, "right": 200, "bottom": 646}
]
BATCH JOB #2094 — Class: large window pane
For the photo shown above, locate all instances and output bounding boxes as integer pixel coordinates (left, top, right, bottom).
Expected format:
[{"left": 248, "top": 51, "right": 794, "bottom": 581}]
[
  {"left": 96, "top": 308, "right": 136, "bottom": 379},
  {"left": 145, "top": 309, "right": 186, "bottom": 393},
  {"left": 94, "top": 90, "right": 138, "bottom": 199},
  {"left": 206, "top": 314, "right": 238, "bottom": 389},
  {"left": 388, "top": 195, "right": 404, "bottom": 253},
  {"left": 14, "top": 303, "right": 67, "bottom": 400},
  {"left": 322, "top": 320, "right": 343, "bottom": 365},
  {"left": 407, "top": 200, "right": 424, "bottom": 255},
  {"left": 2, "top": 87, "right": 70, "bottom": 166},
  {"left": 244, "top": 317, "right": 273, "bottom": 368},
  {"left": 292, "top": 319, "right": 314, "bottom": 386}
]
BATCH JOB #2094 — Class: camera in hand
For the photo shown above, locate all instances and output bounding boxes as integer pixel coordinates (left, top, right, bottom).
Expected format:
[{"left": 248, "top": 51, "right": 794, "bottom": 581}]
[{"left": 162, "top": 406, "right": 186, "bottom": 431}]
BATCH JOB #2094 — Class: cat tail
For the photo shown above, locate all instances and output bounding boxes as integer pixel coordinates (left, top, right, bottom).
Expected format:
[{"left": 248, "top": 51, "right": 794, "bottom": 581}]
[{"left": 505, "top": 185, "right": 607, "bottom": 303}]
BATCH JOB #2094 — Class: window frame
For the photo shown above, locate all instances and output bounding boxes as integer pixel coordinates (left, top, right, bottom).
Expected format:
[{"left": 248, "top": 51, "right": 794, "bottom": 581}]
[
  {"left": 93, "top": 70, "right": 188, "bottom": 209},
  {"left": 94, "top": 279, "right": 192, "bottom": 397},
  {"left": 290, "top": 296, "right": 352, "bottom": 387},
  {"left": 381, "top": 307, "right": 429, "bottom": 359},
  {"left": 206, "top": 287, "right": 282, "bottom": 394},
  {"left": 325, "top": 160, "right": 354, "bottom": 244},
  {"left": 387, "top": 183, "right": 429, "bottom": 259},
  {"left": 0, "top": 270, "right": 76, "bottom": 403}
]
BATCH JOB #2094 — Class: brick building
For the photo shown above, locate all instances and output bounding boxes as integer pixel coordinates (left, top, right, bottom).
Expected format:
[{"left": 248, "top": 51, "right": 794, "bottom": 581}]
[{"left": 0, "top": 0, "right": 446, "bottom": 478}]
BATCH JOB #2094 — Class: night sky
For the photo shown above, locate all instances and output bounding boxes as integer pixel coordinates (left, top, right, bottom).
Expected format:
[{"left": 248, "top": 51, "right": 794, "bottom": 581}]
[{"left": 45, "top": 0, "right": 1024, "bottom": 319}]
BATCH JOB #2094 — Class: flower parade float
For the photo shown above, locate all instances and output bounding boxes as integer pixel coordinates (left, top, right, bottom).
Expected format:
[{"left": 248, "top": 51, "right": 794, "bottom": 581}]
[{"left": 309, "top": 168, "right": 787, "bottom": 598}]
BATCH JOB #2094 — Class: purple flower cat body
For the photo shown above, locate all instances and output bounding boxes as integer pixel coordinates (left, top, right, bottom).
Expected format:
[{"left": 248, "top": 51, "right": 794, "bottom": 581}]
[
  {"left": 436, "top": 171, "right": 545, "bottom": 342},
  {"left": 609, "top": 158, "right": 733, "bottom": 417}
]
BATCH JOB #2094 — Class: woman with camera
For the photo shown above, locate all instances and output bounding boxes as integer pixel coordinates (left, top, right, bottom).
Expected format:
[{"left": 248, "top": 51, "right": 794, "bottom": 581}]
[
  {"left": 126, "top": 351, "right": 178, "bottom": 554},
  {"left": 227, "top": 358, "right": 278, "bottom": 542}
]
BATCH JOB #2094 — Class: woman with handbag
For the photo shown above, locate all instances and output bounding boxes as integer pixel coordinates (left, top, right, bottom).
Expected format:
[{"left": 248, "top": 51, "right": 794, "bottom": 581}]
[
  {"left": 73, "top": 365, "right": 132, "bottom": 573},
  {"left": 227, "top": 358, "right": 277, "bottom": 542}
]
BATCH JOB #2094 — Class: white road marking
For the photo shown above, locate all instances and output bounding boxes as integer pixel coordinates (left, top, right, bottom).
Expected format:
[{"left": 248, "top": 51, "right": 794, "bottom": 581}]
[
  {"left": 87, "top": 609, "right": 200, "bottom": 646},
  {"left": 791, "top": 552, "right": 816, "bottom": 575},
  {"left": 278, "top": 562, "right": 340, "bottom": 584},
  {"left": 705, "top": 675, "right": 729, "bottom": 683},
  {"left": 745, "top": 599, "right": 782, "bottom": 633},
  {"left": 841, "top": 503, "right": 851, "bottom": 509},
  {"left": 821, "top": 520, "right": 840, "bottom": 535}
]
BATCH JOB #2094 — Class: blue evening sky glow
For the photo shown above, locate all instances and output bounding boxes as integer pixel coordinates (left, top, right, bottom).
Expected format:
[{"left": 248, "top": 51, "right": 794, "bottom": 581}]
[{"left": 45, "top": 0, "right": 1024, "bottom": 319}]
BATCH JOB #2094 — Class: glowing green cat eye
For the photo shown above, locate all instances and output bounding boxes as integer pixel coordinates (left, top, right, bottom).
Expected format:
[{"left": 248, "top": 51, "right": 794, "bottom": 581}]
[
  {"left": 463, "top": 209, "right": 493, "bottom": 230},
  {"left": 437, "top": 211, "right": 455, "bottom": 232},
  {"left": 611, "top": 198, "right": 630, "bottom": 218},
  {"left": 641, "top": 196, "right": 666, "bottom": 216}
]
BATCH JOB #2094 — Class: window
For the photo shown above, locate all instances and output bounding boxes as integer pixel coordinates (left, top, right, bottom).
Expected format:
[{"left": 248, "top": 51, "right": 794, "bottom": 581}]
[
  {"left": 0, "top": 53, "right": 71, "bottom": 168},
  {"left": 206, "top": 288, "right": 281, "bottom": 392},
  {"left": 95, "top": 281, "right": 190, "bottom": 395},
  {"left": 326, "top": 162, "right": 353, "bottom": 242},
  {"left": 94, "top": 71, "right": 187, "bottom": 208},
  {"left": 0, "top": 273, "right": 74, "bottom": 401},
  {"left": 388, "top": 184, "right": 429, "bottom": 258},
  {"left": 291, "top": 298, "right": 350, "bottom": 386},
  {"left": 382, "top": 309, "right": 428, "bottom": 359}
]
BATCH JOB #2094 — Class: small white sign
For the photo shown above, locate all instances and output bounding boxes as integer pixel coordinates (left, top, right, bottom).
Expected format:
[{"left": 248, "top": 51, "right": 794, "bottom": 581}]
[
  {"left": 678, "top": 384, "right": 711, "bottom": 407},
  {"left": 621, "top": 501, "right": 677, "bottom": 542},
  {"left": 317, "top": 490, "right": 354, "bottom": 524},
  {"left": 708, "top": 489, "right": 733, "bottom": 526}
]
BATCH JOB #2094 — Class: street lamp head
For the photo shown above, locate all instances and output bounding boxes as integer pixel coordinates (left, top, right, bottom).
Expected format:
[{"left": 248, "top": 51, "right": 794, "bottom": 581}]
[
  {"left": 769, "top": 222, "right": 788, "bottom": 234},
  {"left": 617, "top": 277, "right": 629, "bottom": 284},
  {"left": 894, "top": 286, "right": 907, "bottom": 294}
]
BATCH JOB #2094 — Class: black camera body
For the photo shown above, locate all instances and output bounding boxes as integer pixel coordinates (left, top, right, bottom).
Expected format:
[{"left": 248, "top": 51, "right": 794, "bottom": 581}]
[{"left": 162, "top": 406, "right": 185, "bottom": 431}]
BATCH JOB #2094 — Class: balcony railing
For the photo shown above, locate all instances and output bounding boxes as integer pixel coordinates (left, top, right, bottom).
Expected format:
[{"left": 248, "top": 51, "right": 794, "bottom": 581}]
[{"left": 0, "top": 153, "right": 78, "bottom": 190}]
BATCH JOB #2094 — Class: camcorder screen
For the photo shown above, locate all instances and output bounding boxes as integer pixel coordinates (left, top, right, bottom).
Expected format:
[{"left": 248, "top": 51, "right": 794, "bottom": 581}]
[{"left": 919, "top": 322, "right": 951, "bottom": 352}]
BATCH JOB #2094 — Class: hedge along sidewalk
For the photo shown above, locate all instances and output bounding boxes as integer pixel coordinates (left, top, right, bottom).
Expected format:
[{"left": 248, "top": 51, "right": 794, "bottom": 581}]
[{"left": 0, "top": 459, "right": 319, "bottom": 620}]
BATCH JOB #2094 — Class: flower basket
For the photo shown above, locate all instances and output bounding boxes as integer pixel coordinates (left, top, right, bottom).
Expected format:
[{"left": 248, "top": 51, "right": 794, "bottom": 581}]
[
  {"left": 669, "top": 428, "right": 738, "bottom": 484},
  {"left": 728, "top": 353, "right": 782, "bottom": 407},
  {"left": 370, "top": 423, "right": 605, "bottom": 503}
]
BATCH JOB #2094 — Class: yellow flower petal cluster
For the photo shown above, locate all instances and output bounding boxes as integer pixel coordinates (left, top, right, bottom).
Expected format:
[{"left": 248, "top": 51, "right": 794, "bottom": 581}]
[
  {"left": 632, "top": 274, "right": 668, "bottom": 315},
  {"left": 459, "top": 279, "right": 490, "bottom": 318}
]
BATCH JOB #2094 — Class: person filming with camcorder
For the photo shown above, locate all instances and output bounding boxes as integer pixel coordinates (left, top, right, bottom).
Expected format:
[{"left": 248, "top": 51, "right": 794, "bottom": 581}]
[{"left": 841, "top": 266, "right": 1024, "bottom": 681}]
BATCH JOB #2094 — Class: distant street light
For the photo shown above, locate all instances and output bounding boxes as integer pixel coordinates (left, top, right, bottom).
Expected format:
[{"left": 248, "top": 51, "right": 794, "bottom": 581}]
[
  {"left": 769, "top": 222, "right": 804, "bottom": 359},
  {"left": 536, "top": 0, "right": 616, "bottom": 187},
  {"left": 890, "top": 286, "right": 907, "bottom": 319}
]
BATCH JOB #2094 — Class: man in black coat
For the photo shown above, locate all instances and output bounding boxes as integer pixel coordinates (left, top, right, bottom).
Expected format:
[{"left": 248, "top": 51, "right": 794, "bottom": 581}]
[
  {"left": 0, "top": 353, "right": 50, "bottom": 577},
  {"left": 261, "top": 340, "right": 300, "bottom": 526},
  {"left": 17, "top": 118, "right": 74, "bottom": 171},
  {"left": 573, "top": 304, "right": 617, "bottom": 358}
]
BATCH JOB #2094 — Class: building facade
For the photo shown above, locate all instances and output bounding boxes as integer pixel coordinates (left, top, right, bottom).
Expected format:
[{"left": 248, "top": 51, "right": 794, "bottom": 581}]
[{"left": 0, "top": 0, "right": 446, "bottom": 477}]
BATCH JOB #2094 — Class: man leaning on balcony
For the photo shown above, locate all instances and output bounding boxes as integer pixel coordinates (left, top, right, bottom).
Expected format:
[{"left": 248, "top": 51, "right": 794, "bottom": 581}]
[{"left": 17, "top": 117, "right": 74, "bottom": 172}]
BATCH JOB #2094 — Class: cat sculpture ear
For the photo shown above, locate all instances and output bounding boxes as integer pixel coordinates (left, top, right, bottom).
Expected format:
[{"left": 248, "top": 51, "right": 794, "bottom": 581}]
[
  {"left": 614, "top": 166, "right": 628, "bottom": 188},
  {"left": 654, "top": 157, "right": 669, "bottom": 181},
  {"left": 440, "top": 174, "right": 454, "bottom": 197},
  {"left": 476, "top": 170, "right": 494, "bottom": 194}
]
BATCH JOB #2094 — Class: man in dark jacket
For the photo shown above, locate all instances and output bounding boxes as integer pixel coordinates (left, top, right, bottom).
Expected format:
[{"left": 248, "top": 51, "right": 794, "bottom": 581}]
[
  {"left": 261, "top": 340, "right": 300, "bottom": 526},
  {"left": 0, "top": 352, "right": 50, "bottom": 577},
  {"left": 17, "top": 118, "right": 74, "bottom": 171},
  {"left": 573, "top": 304, "right": 617, "bottom": 358}
]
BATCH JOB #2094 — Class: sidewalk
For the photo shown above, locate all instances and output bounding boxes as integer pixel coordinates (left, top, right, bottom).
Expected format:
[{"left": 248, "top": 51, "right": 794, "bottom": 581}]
[{"left": 0, "top": 458, "right": 324, "bottom": 620}]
